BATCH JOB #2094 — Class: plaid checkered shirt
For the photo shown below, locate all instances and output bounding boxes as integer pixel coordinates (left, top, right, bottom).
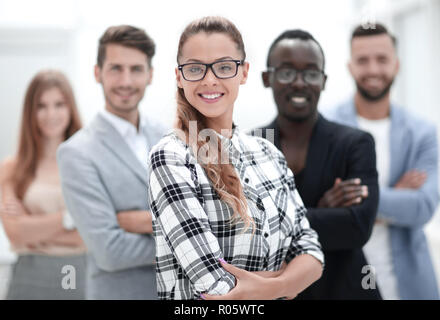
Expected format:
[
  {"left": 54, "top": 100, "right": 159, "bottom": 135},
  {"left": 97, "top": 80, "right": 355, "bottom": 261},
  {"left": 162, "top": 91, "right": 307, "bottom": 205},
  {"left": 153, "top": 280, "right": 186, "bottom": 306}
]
[{"left": 148, "top": 128, "right": 324, "bottom": 300}]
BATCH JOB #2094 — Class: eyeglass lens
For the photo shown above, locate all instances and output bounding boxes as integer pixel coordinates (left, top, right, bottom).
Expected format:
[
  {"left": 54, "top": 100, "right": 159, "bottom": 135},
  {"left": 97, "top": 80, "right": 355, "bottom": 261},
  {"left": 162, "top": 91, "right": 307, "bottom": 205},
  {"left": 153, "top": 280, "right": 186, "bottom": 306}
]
[
  {"left": 276, "top": 68, "right": 323, "bottom": 85},
  {"left": 181, "top": 61, "right": 238, "bottom": 81}
]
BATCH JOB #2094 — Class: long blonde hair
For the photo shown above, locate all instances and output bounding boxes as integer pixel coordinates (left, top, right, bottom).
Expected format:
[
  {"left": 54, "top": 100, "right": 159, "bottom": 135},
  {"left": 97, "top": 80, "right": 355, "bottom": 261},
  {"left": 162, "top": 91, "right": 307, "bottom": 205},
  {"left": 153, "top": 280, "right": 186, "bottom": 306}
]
[
  {"left": 176, "top": 16, "right": 254, "bottom": 232},
  {"left": 9, "top": 70, "right": 82, "bottom": 199}
]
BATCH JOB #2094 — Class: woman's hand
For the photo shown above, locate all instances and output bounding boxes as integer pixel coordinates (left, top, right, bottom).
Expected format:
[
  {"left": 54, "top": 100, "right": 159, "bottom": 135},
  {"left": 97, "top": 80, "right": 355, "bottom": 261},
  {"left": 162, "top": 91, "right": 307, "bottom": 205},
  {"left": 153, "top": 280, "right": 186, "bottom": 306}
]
[
  {"left": 0, "top": 198, "right": 28, "bottom": 216},
  {"left": 202, "top": 259, "right": 281, "bottom": 300}
]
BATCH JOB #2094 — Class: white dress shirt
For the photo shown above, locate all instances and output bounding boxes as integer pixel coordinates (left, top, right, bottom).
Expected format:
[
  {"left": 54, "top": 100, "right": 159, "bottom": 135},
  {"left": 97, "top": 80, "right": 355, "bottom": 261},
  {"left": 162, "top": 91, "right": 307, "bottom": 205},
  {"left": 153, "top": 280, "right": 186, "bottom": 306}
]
[
  {"left": 101, "top": 109, "right": 150, "bottom": 170},
  {"left": 357, "top": 115, "right": 400, "bottom": 300}
]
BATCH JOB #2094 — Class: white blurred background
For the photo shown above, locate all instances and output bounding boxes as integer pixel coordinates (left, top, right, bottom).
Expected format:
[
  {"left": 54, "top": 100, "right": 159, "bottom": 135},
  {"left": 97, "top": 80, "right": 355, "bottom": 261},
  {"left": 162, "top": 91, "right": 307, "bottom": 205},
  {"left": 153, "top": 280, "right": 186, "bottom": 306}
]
[{"left": 0, "top": 0, "right": 439, "bottom": 299}]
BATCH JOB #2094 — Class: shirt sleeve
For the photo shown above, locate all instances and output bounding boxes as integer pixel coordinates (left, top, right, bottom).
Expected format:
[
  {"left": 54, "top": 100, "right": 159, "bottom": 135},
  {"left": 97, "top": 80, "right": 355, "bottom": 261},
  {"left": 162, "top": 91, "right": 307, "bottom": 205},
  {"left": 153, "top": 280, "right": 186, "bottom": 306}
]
[
  {"left": 286, "top": 188, "right": 325, "bottom": 267},
  {"left": 57, "top": 143, "right": 156, "bottom": 272},
  {"left": 268, "top": 141, "right": 325, "bottom": 267},
  {"left": 148, "top": 143, "right": 235, "bottom": 297},
  {"left": 377, "top": 124, "right": 439, "bottom": 228},
  {"left": 305, "top": 131, "right": 379, "bottom": 251}
]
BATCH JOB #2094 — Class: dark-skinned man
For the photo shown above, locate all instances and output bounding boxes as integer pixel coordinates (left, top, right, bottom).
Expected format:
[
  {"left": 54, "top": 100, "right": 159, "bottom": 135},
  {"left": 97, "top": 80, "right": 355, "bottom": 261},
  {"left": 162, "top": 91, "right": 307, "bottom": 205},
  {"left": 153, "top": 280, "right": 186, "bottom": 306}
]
[{"left": 252, "top": 30, "right": 381, "bottom": 299}]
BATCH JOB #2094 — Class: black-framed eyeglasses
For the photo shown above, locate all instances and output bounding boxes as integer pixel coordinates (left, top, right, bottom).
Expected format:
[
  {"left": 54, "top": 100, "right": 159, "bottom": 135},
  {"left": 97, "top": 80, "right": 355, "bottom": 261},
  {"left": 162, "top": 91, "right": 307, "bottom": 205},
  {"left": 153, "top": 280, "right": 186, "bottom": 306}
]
[
  {"left": 267, "top": 67, "right": 325, "bottom": 85},
  {"left": 178, "top": 59, "right": 244, "bottom": 82}
]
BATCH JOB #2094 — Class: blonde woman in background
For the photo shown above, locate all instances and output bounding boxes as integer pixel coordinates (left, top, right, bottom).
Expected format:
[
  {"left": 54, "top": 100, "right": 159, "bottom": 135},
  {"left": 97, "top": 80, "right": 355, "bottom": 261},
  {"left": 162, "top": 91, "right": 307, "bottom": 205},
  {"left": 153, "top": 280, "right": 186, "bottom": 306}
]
[{"left": 0, "top": 70, "right": 87, "bottom": 299}]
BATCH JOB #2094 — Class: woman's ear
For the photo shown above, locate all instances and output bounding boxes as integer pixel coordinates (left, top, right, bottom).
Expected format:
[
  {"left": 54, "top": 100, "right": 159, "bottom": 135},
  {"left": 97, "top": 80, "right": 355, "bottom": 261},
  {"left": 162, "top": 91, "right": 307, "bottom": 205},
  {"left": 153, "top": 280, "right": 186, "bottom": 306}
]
[
  {"left": 240, "top": 61, "right": 250, "bottom": 85},
  {"left": 176, "top": 67, "right": 183, "bottom": 88}
]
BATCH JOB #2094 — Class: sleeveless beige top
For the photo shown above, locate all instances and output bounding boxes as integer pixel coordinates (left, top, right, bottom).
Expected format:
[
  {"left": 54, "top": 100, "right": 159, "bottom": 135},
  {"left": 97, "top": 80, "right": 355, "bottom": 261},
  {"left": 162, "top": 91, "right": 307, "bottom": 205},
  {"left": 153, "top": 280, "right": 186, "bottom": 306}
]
[{"left": 12, "top": 174, "right": 87, "bottom": 256}]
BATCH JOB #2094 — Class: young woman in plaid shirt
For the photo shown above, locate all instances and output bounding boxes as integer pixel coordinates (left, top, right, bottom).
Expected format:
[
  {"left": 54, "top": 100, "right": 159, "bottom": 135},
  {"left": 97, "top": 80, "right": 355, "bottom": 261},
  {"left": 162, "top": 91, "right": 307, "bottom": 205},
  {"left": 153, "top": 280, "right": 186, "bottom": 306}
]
[{"left": 148, "top": 16, "right": 324, "bottom": 300}]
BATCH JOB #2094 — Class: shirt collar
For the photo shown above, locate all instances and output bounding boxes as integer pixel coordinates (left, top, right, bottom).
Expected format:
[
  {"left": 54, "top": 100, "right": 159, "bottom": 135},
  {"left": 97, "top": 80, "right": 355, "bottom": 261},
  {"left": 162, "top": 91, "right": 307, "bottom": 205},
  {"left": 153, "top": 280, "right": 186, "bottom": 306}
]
[
  {"left": 101, "top": 109, "right": 144, "bottom": 138},
  {"left": 214, "top": 124, "right": 242, "bottom": 165},
  {"left": 214, "top": 123, "right": 239, "bottom": 145}
]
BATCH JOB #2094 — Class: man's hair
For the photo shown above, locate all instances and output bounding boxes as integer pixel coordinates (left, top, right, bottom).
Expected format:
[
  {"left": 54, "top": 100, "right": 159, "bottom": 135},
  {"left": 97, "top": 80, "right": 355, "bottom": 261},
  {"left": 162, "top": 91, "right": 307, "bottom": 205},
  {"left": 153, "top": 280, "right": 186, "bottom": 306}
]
[
  {"left": 266, "top": 29, "right": 325, "bottom": 70},
  {"left": 97, "top": 25, "right": 156, "bottom": 68},
  {"left": 351, "top": 23, "right": 397, "bottom": 47}
]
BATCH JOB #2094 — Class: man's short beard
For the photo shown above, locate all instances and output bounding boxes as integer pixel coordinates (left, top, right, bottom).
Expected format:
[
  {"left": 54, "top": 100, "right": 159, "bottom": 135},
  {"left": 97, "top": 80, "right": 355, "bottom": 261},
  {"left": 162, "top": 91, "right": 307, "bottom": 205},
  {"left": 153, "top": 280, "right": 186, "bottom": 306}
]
[
  {"left": 104, "top": 91, "right": 140, "bottom": 114},
  {"left": 108, "top": 100, "right": 139, "bottom": 114},
  {"left": 356, "top": 80, "right": 394, "bottom": 102}
]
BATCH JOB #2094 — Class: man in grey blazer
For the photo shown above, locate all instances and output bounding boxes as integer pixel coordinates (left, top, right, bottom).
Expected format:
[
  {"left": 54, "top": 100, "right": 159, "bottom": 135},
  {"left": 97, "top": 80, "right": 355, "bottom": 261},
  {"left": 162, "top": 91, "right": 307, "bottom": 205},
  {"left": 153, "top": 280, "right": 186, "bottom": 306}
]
[
  {"left": 57, "top": 25, "right": 167, "bottom": 299},
  {"left": 325, "top": 23, "right": 439, "bottom": 299}
]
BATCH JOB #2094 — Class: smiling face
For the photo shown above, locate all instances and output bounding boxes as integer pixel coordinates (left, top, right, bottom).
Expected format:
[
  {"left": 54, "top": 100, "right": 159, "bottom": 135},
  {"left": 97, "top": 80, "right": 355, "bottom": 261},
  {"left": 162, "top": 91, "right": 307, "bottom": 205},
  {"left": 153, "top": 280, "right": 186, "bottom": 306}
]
[
  {"left": 263, "top": 38, "right": 326, "bottom": 123},
  {"left": 36, "top": 86, "right": 71, "bottom": 139},
  {"left": 349, "top": 34, "right": 399, "bottom": 101},
  {"left": 94, "top": 44, "right": 152, "bottom": 118},
  {"left": 176, "top": 32, "right": 249, "bottom": 130}
]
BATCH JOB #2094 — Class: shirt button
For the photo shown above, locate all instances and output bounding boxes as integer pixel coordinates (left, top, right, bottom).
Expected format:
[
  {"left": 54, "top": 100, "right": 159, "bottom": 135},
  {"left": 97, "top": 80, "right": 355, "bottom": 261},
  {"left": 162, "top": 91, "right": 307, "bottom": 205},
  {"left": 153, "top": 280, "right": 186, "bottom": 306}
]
[
  {"left": 264, "top": 232, "right": 269, "bottom": 238},
  {"left": 244, "top": 178, "right": 249, "bottom": 183}
]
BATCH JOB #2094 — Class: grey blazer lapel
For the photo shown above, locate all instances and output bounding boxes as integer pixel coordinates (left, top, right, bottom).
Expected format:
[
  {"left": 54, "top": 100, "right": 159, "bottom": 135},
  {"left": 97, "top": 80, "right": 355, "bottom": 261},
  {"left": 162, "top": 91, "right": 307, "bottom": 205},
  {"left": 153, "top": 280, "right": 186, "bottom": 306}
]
[
  {"left": 389, "top": 106, "right": 410, "bottom": 186},
  {"left": 342, "top": 99, "right": 359, "bottom": 127},
  {"left": 345, "top": 101, "right": 410, "bottom": 187},
  {"left": 93, "top": 114, "right": 149, "bottom": 186}
]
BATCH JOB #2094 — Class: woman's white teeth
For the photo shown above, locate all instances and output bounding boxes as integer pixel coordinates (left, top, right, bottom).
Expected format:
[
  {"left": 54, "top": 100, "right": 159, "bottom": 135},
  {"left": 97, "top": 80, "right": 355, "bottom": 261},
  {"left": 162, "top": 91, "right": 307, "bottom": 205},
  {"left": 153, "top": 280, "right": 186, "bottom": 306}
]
[
  {"left": 292, "top": 96, "right": 307, "bottom": 103},
  {"left": 201, "top": 93, "right": 222, "bottom": 99}
]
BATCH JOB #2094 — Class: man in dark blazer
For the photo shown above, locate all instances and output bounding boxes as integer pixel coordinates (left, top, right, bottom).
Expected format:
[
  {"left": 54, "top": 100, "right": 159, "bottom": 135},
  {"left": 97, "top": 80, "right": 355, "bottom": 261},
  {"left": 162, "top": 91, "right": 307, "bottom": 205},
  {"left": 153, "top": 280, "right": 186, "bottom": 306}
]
[{"left": 252, "top": 29, "right": 381, "bottom": 299}]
